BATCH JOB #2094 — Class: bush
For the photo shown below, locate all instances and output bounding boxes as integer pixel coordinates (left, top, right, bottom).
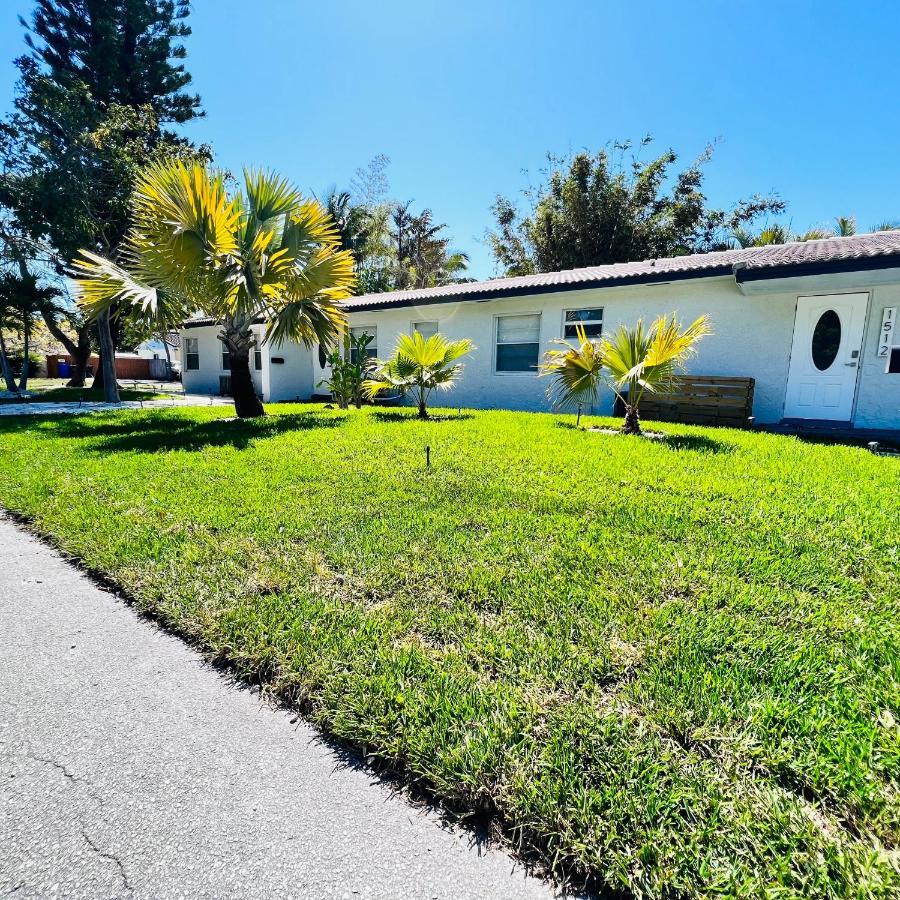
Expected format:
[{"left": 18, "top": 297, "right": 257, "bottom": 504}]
[{"left": 8, "top": 351, "right": 41, "bottom": 378}]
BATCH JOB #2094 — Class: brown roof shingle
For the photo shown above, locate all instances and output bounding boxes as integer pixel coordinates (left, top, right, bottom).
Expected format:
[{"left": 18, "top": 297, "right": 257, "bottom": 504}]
[
  {"left": 343, "top": 231, "right": 900, "bottom": 311},
  {"left": 182, "top": 232, "right": 900, "bottom": 327}
]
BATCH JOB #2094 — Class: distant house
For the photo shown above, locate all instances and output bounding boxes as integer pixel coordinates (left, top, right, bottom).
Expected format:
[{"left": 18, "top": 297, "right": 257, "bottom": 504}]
[
  {"left": 180, "top": 233, "right": 900, "bottom": 432},
  {"left": 134, "top": 333, "right": 181, "bottom": 370}
]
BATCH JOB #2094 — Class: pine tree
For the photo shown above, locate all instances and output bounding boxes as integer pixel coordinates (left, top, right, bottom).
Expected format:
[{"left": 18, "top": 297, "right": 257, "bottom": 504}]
[
  {"left": 21, "top": 0, "right": 201, "bottom": 126},
  {"left": 0, "top": 0, "right": 205, "bottom": 396}
]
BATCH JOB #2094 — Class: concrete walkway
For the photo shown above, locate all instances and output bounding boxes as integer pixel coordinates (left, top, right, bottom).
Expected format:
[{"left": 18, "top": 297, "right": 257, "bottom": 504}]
[
  {"left": 0, "top": 394, "right": 232, "bottom": 416},
  {"left": 0, "top": 518, "right": 555, "bottom": 899}
]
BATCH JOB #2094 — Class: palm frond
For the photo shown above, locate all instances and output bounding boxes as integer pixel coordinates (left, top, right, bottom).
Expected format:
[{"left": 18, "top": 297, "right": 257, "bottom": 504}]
[
  {"left": 243, "top": 169, "right": 303, "bottom": 226},
  {"left": 538, "top": 324, "right": 606, "bottom": 407}
]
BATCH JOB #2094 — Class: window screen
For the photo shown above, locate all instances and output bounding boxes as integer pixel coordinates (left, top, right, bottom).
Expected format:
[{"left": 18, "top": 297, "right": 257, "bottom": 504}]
[
  {"left": 349, "top": 327, "right": 377, "bottom": 363},
  {"left": 413, "top": 321, "right": 438, "bottom": 339},
  {"left": 564, "top": 308, "right": 603, "bottom": 339},
  {"left": 496, "top": 314, "right": 540, "bottom": 372},
  {"left": 184, "top": 338, "right": 199, "bottom": 371}
]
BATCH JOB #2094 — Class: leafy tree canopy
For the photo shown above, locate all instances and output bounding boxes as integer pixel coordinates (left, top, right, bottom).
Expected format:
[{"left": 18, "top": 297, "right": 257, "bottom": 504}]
[{"left": 487, "top": 137, "right": 785, "bottom": 275}]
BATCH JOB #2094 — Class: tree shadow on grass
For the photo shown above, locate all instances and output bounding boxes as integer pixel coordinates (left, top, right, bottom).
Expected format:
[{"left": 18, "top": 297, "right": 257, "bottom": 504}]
[
  {"left": 41, "top": 410, "right": 346, "bottom": 453},
  {"left": 552, "top": 421, "right": 735, "bottom": 454},
  {"left": 661, "top": 434, "right": 736, "bottom": 454},
  {"left": 371, "top": 410, "right": 475, "bottom": 423}
]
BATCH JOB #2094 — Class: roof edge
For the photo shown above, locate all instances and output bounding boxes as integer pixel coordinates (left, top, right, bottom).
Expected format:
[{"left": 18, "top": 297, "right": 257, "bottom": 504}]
[
  {"left": 346, "top": 265, "right": 735, "bottom": 312},
  {"left": 734, "top": 252, "right": 900, "bottom": 283}
]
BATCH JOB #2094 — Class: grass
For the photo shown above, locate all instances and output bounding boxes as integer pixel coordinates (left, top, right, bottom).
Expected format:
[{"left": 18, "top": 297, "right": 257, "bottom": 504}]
[{"left": 0, "top": 404, "right": 896, "bottom": 898}]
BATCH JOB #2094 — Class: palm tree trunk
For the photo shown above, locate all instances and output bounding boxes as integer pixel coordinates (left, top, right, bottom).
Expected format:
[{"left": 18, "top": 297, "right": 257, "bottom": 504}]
[
  {"left": 161, "top": 335, "right": 172, "bottom": 378},
  {"left": 622, "top": 404, "right": 641, "bottom": 435},
  {"left": 223, "top": 323, "right": 264, "bottom": 418},
  {"left": 417, "top": 387, "right": 428, "bottom": 419},
  {"left": 0, "top": 330, "right": 17, "bottom": 393},
  {"left": 97, "top": 310, "right": 120, "bottom": 403},
  {"left": 229, "top": 348, "right": 264, "bottom": 418}
]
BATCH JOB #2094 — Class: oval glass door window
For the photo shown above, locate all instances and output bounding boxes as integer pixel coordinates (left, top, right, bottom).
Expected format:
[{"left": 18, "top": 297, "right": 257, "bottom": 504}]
[{"left": 811, "top": 309, "right": 841, "bottom": 370}]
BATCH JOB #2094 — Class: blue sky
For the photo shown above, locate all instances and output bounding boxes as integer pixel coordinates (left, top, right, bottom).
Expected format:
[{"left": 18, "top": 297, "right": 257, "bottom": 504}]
[{"left": 1, "top": 0, "right": 898, "bottom": 279}]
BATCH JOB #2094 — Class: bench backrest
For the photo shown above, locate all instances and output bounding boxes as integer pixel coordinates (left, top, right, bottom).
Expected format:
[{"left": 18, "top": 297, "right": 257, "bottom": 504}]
[{"left": 632, "top": 375, "right": 755, "bottom": 428}]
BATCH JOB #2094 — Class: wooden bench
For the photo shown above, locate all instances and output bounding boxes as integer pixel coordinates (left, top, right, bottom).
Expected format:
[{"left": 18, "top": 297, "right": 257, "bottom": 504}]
[{"left": 621, "top": 375, "right": 756, "bottom": 428}]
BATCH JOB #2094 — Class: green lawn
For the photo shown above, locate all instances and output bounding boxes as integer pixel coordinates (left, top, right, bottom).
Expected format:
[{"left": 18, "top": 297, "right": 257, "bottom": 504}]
[{"left": 0, "top": 405, "right": 897, "bottom": 898}]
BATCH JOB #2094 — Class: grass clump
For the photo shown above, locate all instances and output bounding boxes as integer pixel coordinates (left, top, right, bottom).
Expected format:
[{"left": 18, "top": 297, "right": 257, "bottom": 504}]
[{"left": 0, "top": 404, "right": 896, "bottom": 898}]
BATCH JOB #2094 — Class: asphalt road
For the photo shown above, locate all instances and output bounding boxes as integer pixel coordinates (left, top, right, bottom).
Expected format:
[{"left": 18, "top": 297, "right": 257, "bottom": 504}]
[{"left": 0, "top": 517, "right": 555, "bottom": 899}]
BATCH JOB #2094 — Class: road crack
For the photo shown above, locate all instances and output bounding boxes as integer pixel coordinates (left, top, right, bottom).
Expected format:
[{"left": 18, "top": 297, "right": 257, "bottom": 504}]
[{"left": 80, "top": 827, "right": 133, "bottom": 897}]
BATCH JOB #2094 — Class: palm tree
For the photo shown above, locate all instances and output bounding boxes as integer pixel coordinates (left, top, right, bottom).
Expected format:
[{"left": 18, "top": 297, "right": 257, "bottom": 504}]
[
  {"left": 733, "top": 223, "right": 795, "bottom": 248},
  {"left": 538, "top": 323, "right": 607, "bottom": 409},
  {"left": 834, "top": 215, "right": 856, "bottom": 237},
  {"left": 363, "top": 331, "right": 473, "bottom": 419},
  {"left": 540, "top": 315, "right": 710, "bottom": 435},
  {"left": 72, "top": 161, "right": 356, "bottom": 418}
]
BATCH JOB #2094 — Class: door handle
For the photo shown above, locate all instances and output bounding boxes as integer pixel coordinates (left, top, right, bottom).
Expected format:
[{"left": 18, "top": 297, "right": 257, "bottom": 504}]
[{"left": 844, "top": 362, "right": 857, "bottom": 367}]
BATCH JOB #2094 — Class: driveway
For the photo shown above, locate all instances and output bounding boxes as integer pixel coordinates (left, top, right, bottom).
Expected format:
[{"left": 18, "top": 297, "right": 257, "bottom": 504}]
[
  {"left": 0, "top": 517, "right": 555, "bottom": 899},
  {"left": 0, "top": 394, "right": 233, "bottom": 416}
]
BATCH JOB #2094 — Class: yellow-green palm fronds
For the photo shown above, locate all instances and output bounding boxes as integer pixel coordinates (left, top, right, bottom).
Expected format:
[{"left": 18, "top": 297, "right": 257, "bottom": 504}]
[
  {"left": 71, "top": 161, "right": 355, "bottom": 351},
  {"left": 538, "top": 323, "right": 606, "bottom": 407},
  {"left": 363, "top": 333, "right": 473, "bottom": 401}
]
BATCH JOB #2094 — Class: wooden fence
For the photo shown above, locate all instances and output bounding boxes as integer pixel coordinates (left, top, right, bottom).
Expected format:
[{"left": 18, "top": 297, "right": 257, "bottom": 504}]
[
  {"left": 620, "top": 375, "right": 756, "bottom": 428},
  {"left": 46, "top": 354, "right": 154, "bottom": 380}
]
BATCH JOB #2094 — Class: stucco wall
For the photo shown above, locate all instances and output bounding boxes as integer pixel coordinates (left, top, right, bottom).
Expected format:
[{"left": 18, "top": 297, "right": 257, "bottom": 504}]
[
  {"left": 346, "top": 276, "right": 798, "bottom": 423},
  {"left": 180, "top": 325, "right": 268, "bottom": 398},
  {"left": 179, "top": 275, "right": 900, "bottom": 430},
  {"left": 854, "top": 284, "right": 900, "bottom": 428},
  {"left": 266, "top": 336, "right": 314, "bottom": 402},
  {"left": 180, "top": 326, "right": 224, "bottom": 395}
]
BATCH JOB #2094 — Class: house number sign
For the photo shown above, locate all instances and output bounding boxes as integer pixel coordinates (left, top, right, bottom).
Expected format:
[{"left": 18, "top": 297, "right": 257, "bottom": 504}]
[{"left": 878, "top": 307, "right": 896, "bottom": 358}]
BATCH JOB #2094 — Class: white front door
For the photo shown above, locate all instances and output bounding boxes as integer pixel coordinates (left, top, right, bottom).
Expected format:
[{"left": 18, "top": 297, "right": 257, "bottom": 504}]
[{"left": 784, "top": 293, "right": 868, "bottom": 420}]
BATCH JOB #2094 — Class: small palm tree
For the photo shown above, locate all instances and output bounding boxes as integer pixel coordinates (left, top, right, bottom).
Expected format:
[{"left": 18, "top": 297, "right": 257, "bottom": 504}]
[
  {"left": 363, "top": 331, "right": 473, "bottom": 419},
  {"left": 72, "top": 161, "right": 356, "bottom": 418},
  {"left": 602, "top": 315, "right": 711, "bottom": 434},
  {"left": 538, "top": 323, "right": 606, "bottom": 408},
  {"left": 540, "top": 314, "right": 710, "bottom": 435}
]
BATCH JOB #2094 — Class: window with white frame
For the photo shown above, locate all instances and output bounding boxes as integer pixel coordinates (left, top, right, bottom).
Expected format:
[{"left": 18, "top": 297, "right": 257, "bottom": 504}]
[
  {"left": 349, "top": 326, "right": 377, "bottom": 363},
  {"left": 495, "top": 314, "right": 541, "bottom": 372},
  {"left": 221, "top": 347, "right": 231, "bottom": 370},
  {"left": 412, "top": 321, "right": 438, "bottom": 339},
  {"left": 254, "top": 347, "right": 262, "bottom": 371},
  {"left": 184, "top": 337, "right": 199, "bottom": 370},
  {"left": 564, "top": 308, "right": 603, "bottom": 339}
]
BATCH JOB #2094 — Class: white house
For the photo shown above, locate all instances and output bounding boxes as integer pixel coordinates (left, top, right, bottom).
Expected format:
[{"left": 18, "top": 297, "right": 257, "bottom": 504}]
[
  {"left": 181, "top": 232, "right": 900, "bottom": 434},
  {"left": 134, "top": 334, "right": 181, "bottom": 368}
]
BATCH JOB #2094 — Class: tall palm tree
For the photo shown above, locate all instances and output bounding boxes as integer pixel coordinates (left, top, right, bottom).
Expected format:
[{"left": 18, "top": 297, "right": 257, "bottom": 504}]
[
  {"left": 540, "top": 315, "right": 710, "bottom": 435},
  {"left": 363, "top": 331, "right": 473, "bottom": 419},
  {"left": 72, "top": 161, "right": 356, "bottom": 418}
]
